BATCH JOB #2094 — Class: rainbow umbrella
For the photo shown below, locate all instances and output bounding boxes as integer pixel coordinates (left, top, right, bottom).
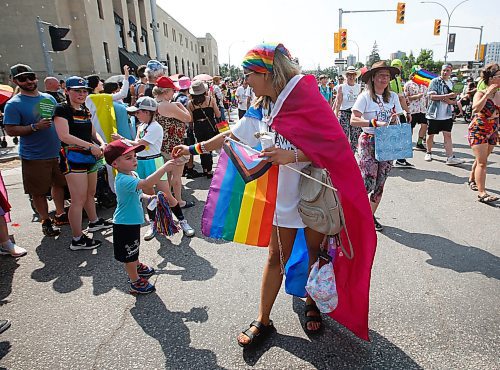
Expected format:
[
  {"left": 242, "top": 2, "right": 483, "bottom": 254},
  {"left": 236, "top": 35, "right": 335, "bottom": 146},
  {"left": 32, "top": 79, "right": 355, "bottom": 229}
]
[{"left": 0, "top": 84, "right": 14, "bottom": 105}]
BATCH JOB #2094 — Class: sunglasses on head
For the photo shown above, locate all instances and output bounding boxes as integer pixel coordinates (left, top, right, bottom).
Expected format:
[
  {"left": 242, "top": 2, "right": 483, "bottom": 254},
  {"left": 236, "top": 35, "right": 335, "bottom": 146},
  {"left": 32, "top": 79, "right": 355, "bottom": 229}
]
[{"left": 16, "top": 74, "right": 37, "bottom": 82}]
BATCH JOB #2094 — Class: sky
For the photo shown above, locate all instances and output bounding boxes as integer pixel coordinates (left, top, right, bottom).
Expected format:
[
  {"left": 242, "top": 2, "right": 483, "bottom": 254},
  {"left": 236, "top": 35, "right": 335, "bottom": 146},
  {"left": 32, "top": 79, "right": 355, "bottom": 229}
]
[{"left": 157, "top": 0, "right": 500, "bottom": 69}]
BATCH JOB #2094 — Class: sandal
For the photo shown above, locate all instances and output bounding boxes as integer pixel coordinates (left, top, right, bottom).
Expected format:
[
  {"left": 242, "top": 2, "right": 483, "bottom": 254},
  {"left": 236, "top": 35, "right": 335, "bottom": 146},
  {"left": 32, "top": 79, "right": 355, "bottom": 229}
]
[
  {"left": 467, "top": 180, "right": 478, "bottom": 191},
  {"left": 304, "top": 304, "right": 323, "bottom": 334},
  {"left": 478, "top": 194, "right": 499, "bottom": 203},
  {"left": 237, "top": 320, "right": 274, "bottom": 348}
]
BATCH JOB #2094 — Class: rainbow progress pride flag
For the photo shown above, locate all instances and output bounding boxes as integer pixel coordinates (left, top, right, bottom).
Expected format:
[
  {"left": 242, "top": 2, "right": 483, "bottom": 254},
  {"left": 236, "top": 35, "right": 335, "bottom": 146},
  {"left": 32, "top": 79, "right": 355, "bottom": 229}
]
[
  {"left": 201, "top": 140, "right": 278, "bottom": 247},
  {"left": 412, "top": 68, "right": 438, "bottom": 87}
]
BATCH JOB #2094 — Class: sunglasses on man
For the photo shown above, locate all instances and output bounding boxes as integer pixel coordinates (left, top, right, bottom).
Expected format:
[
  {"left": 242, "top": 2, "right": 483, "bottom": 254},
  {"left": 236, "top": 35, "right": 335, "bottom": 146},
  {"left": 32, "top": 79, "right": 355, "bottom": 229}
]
[{"left": 15, "top": 74, "right": 37, "bottom": 82}]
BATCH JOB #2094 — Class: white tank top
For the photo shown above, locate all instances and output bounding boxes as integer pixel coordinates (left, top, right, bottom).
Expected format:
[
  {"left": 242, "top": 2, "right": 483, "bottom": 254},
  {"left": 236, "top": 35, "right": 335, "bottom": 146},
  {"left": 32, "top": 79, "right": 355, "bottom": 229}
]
[{"left": 340, "top": 83, "right": 361, "bottom": 110}]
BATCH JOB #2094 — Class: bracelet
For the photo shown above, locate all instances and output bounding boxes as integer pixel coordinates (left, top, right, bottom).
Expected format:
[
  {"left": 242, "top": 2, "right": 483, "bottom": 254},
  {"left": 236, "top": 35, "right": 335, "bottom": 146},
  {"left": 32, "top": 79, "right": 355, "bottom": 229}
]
[
  {"left": 188, "top": 143, "right": 203, "bottom": 155},
  {"left": 293, "top": 148, "right": 299, "bottom": 164},
  {"left": 370, "top": 119, "right": 377, "bottom": 128},
  {"left": 200, "top": 142, "right": 208, "bottom": 154}
]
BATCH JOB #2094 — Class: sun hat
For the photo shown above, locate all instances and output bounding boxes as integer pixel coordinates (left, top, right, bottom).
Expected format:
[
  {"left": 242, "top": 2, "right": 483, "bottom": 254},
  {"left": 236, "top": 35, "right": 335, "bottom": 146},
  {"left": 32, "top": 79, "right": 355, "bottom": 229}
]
[
  {"left": 156, "top": 76, "right": 179, "bottom": 90},
  {"left": 189, "top": 80, "right": 207, "bottom": 95},
  {"left": 174, "top": 76, "right": 192, "bottom": 90},
  {"left": 10, "top": 64, "right": 34, "bottom": 79},
  {"left": 343, "top": 66, "right": 361, "bottom": 78},
  {"left": 361, "top": 61, "right": 400, "bottom": 83},
  {"left": 146, "top": 59, "right": 164, "bottom": 72},
  {"left": 104, "top": 139, "right": 145, "bottom": 165},
  {"left": 65, "top": 76, "right": 93, "bottom": 91},
  {"left": 126, "top": 96, "right": 158, "bottom": 112}
]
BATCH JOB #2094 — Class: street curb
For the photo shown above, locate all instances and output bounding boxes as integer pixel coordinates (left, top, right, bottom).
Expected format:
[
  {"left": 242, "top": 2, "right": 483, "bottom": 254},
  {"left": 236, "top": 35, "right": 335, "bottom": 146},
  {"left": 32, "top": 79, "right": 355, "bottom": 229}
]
[{"left": 0, "top": 154, "right": 19, "bottom": 163}]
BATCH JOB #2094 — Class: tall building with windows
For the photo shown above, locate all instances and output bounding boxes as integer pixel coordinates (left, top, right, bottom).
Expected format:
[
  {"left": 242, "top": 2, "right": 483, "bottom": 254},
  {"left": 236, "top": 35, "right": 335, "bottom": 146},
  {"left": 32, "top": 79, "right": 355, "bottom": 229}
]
[
  {"left": 346, "top": 54, "right": 356, "bottom": 67},
  {"left": 0, "top": 0, "right": 219, "bottom": 82},
  {"left": 484, "top": 42, "right": 500, "bottom": 65},
  {"left": 390, "top": 51, "right": 406, "bottom": 60}
]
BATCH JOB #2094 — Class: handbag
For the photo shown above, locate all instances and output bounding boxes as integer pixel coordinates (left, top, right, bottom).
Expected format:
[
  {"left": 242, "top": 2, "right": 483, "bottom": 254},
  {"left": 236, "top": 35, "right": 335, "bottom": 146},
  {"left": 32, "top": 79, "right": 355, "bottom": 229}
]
[
  {"left": 305, "top": 247, "right": 338, "bottom": 313},
  {"left": 374, "top": 123, "right": 413, "bottom": 161},
  {"left": 66, "top": 147, "right": 97, "bottom": 165},
  {"left": 296, "top": 164, "right": 353, "bottom": 259}
]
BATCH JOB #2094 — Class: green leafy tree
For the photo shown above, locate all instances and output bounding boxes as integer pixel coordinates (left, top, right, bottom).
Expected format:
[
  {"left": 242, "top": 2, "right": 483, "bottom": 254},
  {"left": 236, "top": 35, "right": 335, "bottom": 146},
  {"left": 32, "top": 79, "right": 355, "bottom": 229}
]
[
  {"left": 415, "top": 49, "right": 443, "bottom": 74},
  {"left": 367, "top": 41, "right": 381, "bottom": 68},
  {"left": 354, "top": 62, "right": 365, "bottom": 69},
  {"left": 219, "top": 63, "right": 242, "bottom": 79}
]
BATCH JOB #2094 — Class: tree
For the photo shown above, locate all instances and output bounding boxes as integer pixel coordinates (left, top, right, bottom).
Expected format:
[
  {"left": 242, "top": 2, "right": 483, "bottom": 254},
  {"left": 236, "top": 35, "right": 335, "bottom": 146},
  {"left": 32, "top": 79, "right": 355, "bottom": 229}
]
[
  {"left": 219, "top": 63, "right": 242, "bottom": 79},
  {"left": 401, "top": 51, "right": 416, "bottom": 79},
  {"left": 367, "top": 41, "right": 381, "bottom": 68},
  {"left": 354, "top": 62, "right": 365, "bottom": 69},
  {"left": 415, "top": 49, "right": 443, "bottom": 74}
]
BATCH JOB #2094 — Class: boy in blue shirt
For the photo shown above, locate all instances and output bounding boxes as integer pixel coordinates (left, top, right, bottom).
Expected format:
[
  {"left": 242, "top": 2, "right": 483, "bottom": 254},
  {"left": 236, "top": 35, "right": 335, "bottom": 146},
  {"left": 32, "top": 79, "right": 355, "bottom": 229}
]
[{"left": 104, "top": 139, "right": 170, "bottom": 294}]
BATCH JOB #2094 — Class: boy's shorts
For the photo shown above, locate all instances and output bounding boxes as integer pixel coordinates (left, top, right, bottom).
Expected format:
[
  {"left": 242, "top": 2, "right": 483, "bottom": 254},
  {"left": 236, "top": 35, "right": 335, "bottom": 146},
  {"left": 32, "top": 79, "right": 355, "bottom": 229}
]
[
  {"left": 113, "top": 224, "right": 141, "bottom": 263},
  {"left": 136, "top": 154, "right": 168, "bottom": 181}
]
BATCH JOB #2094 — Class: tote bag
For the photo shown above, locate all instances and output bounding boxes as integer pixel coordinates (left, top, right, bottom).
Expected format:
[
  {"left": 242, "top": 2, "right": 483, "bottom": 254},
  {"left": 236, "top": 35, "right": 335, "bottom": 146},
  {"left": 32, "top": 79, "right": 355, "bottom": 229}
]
[{"left": 374, "top": 123, "right": 413, "bottom": 161}]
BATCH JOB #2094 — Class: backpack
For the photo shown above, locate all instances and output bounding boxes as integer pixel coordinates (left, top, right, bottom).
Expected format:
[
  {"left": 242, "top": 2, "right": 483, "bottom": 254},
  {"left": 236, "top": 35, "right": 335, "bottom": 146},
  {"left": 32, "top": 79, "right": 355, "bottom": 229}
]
[{"left": 95, "top": 165, "right": 116, "bottom": 208}]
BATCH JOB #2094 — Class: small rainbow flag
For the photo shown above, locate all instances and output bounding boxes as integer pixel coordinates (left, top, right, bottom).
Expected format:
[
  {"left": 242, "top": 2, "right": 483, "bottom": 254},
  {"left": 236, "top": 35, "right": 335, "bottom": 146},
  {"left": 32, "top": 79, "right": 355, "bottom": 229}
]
[
  {"left": 412, "top": 68, "right": 438, "bottom": 87},
  {"left": 201, "top": 140, "right": 278, "bottom": 247}
]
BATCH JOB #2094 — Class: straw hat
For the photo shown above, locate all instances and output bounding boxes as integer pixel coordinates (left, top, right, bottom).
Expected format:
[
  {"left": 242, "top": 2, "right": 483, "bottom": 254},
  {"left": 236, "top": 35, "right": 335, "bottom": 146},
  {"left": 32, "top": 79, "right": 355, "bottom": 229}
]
[{"left": 342, "top": 66, "right": 361, "bottom": 78}]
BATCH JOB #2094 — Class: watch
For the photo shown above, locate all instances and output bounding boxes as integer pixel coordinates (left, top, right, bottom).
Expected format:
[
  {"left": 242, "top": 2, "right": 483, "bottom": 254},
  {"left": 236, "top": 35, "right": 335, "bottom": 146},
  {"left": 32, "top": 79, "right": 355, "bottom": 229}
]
[{"left": 31, "top": 123, "right": 38, "bottom": 132}]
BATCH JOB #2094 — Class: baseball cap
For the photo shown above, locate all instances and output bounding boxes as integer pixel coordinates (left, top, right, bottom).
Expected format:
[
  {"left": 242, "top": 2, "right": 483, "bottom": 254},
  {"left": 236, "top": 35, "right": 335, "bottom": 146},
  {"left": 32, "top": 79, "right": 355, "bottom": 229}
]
[
  {"left": 104, "top": 139, "right": 145, "bottom": 165},
  {"left": 156, "top": 76, "right": 178, "bottom": 90},
  {"left": 65, "top": 76, "right": 92, "bottom": 91},
  {"left": 391, "top": 59, "right": 403, "bottom": 68},
  {"left": 10, "top": 64, "right": 34, "bottom": 78},
  {"left": 126, "top": 96, "right": 158, "bottom": 112}
]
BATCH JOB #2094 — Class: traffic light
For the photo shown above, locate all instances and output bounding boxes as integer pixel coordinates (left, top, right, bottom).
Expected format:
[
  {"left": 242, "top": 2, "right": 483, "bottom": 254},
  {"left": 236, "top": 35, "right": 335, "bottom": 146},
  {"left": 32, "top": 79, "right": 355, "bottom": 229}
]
[
  {"left": 334, "top": 32, "right": 340, "bottom": 53},
  {"left": 475, "top": 44, "right": 486, "bottom": 61},
  {"left": 396, "top": 2, "right": 406, "bottom": 24},
  {"left": 339, "top": 29, "right": 347, "bottom": 51},
  {"left": 49, "top": 25, "right": 72, "bottom": 51},
  {"left": 433, "top": 19, "right": 441, "bottom": 36}
]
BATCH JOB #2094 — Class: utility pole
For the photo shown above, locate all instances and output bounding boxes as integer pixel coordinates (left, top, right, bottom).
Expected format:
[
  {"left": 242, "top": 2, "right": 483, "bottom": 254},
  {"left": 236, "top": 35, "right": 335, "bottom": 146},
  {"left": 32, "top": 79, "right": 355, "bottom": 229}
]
[{"left": 441, "top": 24, "right": 484, "bottom": 62}]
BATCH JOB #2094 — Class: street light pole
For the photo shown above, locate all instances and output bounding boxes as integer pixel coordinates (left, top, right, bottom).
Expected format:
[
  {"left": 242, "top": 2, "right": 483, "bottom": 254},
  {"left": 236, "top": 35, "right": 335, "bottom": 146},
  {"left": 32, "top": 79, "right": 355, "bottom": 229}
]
[
  {"left": 348, "top": 39, "right": 360, "bottom": 65},
  {"left": 420, "top": 0, "right": 470, "bottom": 63}
]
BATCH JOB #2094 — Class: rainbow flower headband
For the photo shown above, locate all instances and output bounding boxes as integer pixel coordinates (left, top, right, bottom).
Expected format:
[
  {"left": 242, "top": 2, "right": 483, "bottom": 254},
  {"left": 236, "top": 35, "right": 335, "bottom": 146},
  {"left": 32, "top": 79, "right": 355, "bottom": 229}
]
[{"left": 242, "top": 43, "right": 292, "bottom": 74}]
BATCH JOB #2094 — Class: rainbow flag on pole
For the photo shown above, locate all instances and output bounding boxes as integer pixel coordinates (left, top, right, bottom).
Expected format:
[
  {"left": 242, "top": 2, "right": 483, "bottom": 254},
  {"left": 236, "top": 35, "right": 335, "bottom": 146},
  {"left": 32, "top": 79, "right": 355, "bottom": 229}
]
[
  {"left": 201, "top": 140, "right": 278, "bottom": 247},
  {"left": 412, "top": 68, "right": 438, "bottom": 87}
]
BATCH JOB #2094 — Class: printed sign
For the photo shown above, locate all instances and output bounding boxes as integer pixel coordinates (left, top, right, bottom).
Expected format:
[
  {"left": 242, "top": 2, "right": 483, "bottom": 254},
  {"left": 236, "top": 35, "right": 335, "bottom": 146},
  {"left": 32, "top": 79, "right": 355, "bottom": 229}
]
[{"left": 37, "top": 98, "right": 56, "bottom": 119}]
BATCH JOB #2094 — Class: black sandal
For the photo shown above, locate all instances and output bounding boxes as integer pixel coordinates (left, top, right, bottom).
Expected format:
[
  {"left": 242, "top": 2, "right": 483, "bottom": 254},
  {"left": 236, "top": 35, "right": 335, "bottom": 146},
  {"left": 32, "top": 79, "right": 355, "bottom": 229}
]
[
  {"left": 237, "top": 320, "right": 274, "bottom": 348},
  {"left": 478, "top": 194, "right": 499, "bottom": 203},
  {"left": 304, "top": 304, "right": 323, "bottom": 334},
  {"left": 467, "top": 180, "right": 478, "bottom": 191}
]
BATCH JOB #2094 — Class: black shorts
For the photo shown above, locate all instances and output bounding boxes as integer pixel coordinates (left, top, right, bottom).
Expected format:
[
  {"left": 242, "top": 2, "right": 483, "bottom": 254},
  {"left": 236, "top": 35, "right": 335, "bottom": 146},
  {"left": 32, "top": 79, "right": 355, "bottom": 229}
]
[
  {"left": 410, "top": 113, "right": 427, "bottom": 128},
  {"left": 427, "top": 118, "right": 453, "bottom": 135},
  {"left": 113, "top": 224, "right": 141, "bottom": 263},
  {"left": 238, "top": 109, "right": 246, "bottom": 119}
]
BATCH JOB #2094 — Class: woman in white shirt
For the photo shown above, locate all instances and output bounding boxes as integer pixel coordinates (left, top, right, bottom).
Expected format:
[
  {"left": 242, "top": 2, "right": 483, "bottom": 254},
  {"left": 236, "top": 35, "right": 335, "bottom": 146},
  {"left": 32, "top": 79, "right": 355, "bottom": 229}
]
[
  {"left": 334, "top": 66, "right": 361, "bottom": 152},
  {"left": 351, "top": 61, "right": 403, "bottom": 231}
]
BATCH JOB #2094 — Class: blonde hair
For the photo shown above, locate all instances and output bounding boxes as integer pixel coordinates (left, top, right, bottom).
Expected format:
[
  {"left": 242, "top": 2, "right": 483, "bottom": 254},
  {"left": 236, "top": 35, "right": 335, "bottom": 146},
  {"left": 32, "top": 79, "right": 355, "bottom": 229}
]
[
  {"left": 252, "top": 49, "right": 301, "bottom": 109},
  {"left": 152, "top": 86, "right": 172, "bottom": 97},
  {"left": 367, "top": 73, "right": 391, "bottom": 103}
]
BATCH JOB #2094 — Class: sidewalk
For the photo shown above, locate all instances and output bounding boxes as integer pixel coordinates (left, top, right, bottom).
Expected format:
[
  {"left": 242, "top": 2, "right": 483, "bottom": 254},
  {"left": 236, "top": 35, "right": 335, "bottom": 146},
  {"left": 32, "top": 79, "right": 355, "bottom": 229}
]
[{"left": 0, "top": 134, "right": 19, "bottom": 163}]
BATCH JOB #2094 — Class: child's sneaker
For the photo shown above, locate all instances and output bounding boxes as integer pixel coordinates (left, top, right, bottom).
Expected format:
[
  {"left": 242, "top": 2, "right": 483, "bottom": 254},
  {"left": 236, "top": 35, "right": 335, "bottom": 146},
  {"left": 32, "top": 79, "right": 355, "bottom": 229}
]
[
  {"left": 144, "top": 221, "right": 157, "bottom": 241},
  {"left": 87, "top": 218, "right": 113, "bottom": 232},
  {"left": 137, "top": 262, "right": 155, "bottom": 278},
  {"left": 179, "top": 219, "right": 195, "bottom": 237},
  {"left": 130, "top": 277, "right": 155, "bottom": 294}
]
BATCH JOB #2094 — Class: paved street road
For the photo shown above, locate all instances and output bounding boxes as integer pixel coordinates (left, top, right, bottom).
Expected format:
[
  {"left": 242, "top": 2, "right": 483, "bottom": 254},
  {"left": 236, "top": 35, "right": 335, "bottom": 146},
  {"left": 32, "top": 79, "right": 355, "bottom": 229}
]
[{"left": 0, "top": 118, "right": 499, "bottom": 369}]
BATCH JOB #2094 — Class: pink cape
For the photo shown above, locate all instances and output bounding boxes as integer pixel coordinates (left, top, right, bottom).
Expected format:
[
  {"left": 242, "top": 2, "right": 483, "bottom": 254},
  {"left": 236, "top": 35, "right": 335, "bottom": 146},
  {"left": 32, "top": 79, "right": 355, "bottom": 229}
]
[
  {"left": 0, "top": 171, "right": 11, "bottom": 222},
  {"left": 270, "top": 75, "right": 377, "bottom": 341}
]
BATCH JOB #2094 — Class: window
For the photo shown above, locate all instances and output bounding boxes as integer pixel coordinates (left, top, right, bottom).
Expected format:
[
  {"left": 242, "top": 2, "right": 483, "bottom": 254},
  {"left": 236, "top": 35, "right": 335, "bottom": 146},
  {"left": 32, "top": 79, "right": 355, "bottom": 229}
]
[
  {"left": 103, "top": 42, "right": 111, "bottom": 73},
  {"left": 179, "top": 34, "right": 183, "bottom": 46},
  {"left": 202, "top": 58, "right": 206, "bottom": 66},
  {"left": 141, "top": 28, "right": 149, "bottom": 56},
  {"left": 97, "top": 0, "right": 104, "bottom": 19},
  {"left": 166, "top": 54, "right": 171, "bottom": 75},
  {"left": 187, "top": 60, "right": 191, "bottom": 77},
  {"left": 196, "top": 64, "right": 199, "bottom": 74},
  {"left": 114, "top": 12, "right": 124, "bottom": 48},
  {"left": 195, "top": 45, "right": 198, "bottom": 54},
  {"left": 172, "top": 28, "right": 176, "bottom": 42},
  {"left": 186, "top": 39, "right": 189, "bottom": 49},
  {"left": 163, "top": 22, "right": 168, "bottom": 37},
  {"left": 175, "top": 56, "right": 179, "bottom": 73},
  {"left": 201, "top": 45, "right": 205, "bottom": 53},
  {"left": 191, "top": 41, "right": 193, "bottom": 51},
  {"left": 182, "top": 58, "right": 185, "bottom": 74},
  {"left": 129, "top": 21, "right": 138, "bottom": 52}
]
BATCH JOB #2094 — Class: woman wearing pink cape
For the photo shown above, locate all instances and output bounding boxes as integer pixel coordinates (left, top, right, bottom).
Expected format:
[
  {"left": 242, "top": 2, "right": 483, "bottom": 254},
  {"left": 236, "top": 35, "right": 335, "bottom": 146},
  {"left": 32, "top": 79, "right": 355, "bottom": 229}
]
[{"left": 173, "top": 43, "right": 376, "bottom": 346}]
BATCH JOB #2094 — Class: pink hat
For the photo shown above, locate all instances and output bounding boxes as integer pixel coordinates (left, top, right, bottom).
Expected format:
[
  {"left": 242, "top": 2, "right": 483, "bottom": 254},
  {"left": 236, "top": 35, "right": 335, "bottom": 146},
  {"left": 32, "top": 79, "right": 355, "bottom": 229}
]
[{"left": 174, "top": 76, "right": 192, "bottom": 90}]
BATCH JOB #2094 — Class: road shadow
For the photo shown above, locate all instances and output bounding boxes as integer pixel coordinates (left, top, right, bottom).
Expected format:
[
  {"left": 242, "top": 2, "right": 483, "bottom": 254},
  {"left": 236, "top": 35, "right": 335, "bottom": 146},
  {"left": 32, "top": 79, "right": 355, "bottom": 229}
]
[
  {"left": 383, "top": 226, "right": 500, "bottom": 280},
  {"left": 30, "top": 232, "right": 130, "bottom": 296},
  {"left": 0, "top": 258, "right": 19, "bottom": 305},
  {"left": 155, "top": 234, "right": 217, "bottom": 282},
  {"left": 130, "top": 293, "right": 224, "bottom": 369},
  {"left": 391, "top": 167, "right": 468, "bottom": 185},
  {"left": 0, "top": 341, "right": 11, "bottom": 365},
  {"left": 242, "top": 297, "right": 422, "bottom": 369}
]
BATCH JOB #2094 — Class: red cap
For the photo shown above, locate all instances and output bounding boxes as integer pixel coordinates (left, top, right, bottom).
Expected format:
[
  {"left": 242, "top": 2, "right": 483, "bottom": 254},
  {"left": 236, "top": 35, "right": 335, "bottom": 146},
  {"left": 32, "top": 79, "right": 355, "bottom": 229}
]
[
  {"left": 156, "top": 76, "right": 179, "bottom": 90},
  {"left": 104, "top": 140, "right": 145, "bottom": 165}
]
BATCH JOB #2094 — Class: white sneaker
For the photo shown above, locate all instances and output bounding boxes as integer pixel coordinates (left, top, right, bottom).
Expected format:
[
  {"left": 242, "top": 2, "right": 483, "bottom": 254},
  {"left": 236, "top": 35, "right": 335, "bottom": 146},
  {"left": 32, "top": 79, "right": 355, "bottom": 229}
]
[
  {"left": 179, "top": 219, "right": 195, "bottom": 237},
  {"left": 446, "top": 156, "right": 464, "bottom": 166},
  {"left": 144, "top": 221, "right": 157, "bottom": 241},
  {"left": 0, "top": 242, "right": 27, "bottom": 257},
  {"left": 424, "top": 153, "right": 433, "bottom": 162}
]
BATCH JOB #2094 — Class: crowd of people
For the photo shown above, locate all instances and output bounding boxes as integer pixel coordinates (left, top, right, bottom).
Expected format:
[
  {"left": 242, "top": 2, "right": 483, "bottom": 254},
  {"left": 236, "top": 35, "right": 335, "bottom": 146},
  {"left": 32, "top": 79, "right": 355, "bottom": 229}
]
[{"left": 0, "top": 45, "right": 498, "bottom": 345}]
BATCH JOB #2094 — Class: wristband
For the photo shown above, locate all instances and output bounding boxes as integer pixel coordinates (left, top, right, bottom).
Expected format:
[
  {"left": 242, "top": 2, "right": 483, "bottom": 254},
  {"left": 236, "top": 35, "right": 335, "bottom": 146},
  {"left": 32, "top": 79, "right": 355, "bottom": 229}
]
[
  {"left": 188, "top": 143, "right": 203, "bottom": 155},
  {"left": 293, "top": 148, "right": 299, "bottom": 164},
  {"left": 370, "top": 119, "right": 377, "bottom": 128}
]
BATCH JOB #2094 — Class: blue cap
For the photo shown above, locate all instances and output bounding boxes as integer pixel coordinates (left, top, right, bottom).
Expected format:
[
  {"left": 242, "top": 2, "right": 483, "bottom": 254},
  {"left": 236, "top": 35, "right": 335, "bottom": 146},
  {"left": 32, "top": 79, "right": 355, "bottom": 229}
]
[
  {"left": 146, "top": 59, "right": 164, "bottom": 72},
  {"left": 65, "top": 76, "right": 92, "bottom": 90}
]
